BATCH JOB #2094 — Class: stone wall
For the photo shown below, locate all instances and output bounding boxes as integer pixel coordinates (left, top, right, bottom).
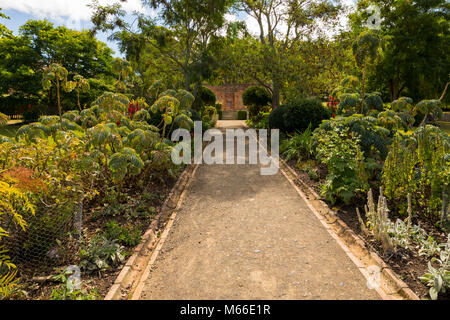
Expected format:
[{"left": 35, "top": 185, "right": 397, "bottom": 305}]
[{"left": 204, "top": 84, "right": 254, "bottom": 111}]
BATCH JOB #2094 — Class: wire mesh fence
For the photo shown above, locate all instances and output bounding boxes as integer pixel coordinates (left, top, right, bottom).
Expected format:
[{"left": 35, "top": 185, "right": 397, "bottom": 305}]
[{"left": 1, "top": 202, "right": 83, "bottom": 276}]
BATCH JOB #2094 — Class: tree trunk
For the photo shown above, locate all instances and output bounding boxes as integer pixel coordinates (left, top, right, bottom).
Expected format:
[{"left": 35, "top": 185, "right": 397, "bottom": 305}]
[
  {"left": 360, "top": 62, "right": 366, "bottom": 114},
  {"left": 77, "top": 90, "right": 81, "bottom": 111},
  {"left": 56, "top": 78, "right": 62, "bottom": 125},
  {"left": 184, "top": 70, "right": 190, "bottom": 91},
  {"left": 272, "top": 77, "right": 280, "bottom": 107}
]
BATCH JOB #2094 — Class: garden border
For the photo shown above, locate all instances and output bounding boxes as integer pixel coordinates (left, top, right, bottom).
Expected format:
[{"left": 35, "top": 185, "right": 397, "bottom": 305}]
[
  {"left": 279, "top": 158, "right": 420, "bottom": 300},
  {"left": 104, "top": 163, "right": 200, "bottom": 300}
]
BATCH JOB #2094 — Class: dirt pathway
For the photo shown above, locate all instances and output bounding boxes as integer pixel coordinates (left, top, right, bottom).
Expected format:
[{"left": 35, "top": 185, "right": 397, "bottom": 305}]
[{"left": 138, "top": 122, "right": 380, "bottom": 300}]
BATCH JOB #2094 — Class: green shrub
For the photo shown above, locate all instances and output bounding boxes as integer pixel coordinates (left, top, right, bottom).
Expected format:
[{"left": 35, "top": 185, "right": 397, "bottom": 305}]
[
  {"left": 193, "top": 86, "right": 216, "bottom": 111},
  {"left": 268, "top": 105, "right": 288, "bottom": 130},
  {"left": 270, "top": 97, "right": 330, "bottom": 133},
  {"left": 104, "top": 221, "right": 142, "bottom": 247},
  {"left": 382, "top": 125, "right": 450, "bottom": 220},
  {"left": 242, "top": 86, "right": 272, "bottom": 108},
  {"left": 315, "top": 114, "right": 391, "bottom": 160},
  {"left": 314, "top": 123, "right": 369, "bottom": 205},
  {"left": 281, "top": 124, "right": 314, "bottom": 163},
  {"left": 79, "top": 236, "right": 126, "bottom": 274},
  {"left": 237, "top": 110, "right": 247, "bottom": 120},
  {"left": 248, "top": 111, "right": 270, "bottom": 129},
  {"left": 22, "top": 106, "right": 41, "bottom": 123}
]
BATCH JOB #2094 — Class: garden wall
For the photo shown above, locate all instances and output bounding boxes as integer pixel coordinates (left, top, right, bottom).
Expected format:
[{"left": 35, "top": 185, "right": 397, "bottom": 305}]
[{"left": 204, "top": 84, "right": 253, "bottom": 111}]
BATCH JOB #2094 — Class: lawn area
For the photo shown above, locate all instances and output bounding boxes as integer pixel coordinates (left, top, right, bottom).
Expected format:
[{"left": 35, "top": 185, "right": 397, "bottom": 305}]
[{"left": 0, "top": 123, "right": 22, "bottom": 137}]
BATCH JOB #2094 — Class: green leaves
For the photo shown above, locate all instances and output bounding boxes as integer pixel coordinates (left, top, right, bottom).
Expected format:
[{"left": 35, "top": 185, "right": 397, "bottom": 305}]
[
  {"left": 151, "top": 95, "right": 180, "bottom": 114},
  {"left": 314, "top": 124, "right": 368, "bottom": 205},
  {"left": 352, "top": 30, "right": 381, "bottom": 68},
  {"left": 108, "top": 147, "right": 144, "bottom": 182},
  {"left": 0, "top": 112, "right": 7, "bottom": 125}
]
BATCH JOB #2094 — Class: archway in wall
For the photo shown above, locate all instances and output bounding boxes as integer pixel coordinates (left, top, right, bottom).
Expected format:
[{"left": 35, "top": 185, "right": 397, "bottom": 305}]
[{"left": 204, "top": 84, "right": 254, "bottom": 119}]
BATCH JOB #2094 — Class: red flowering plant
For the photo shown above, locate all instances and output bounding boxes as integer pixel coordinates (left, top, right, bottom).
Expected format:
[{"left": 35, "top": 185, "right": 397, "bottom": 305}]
[
  {"left": 127, "top": 100, "right": 142, "bottom": 119},
  {"left": 327, "top": 96, "right": 338, "bottom": 118}
]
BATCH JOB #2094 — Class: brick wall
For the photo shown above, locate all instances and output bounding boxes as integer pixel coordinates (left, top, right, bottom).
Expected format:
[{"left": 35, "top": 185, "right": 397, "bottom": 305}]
[{"left": 204, "top": 84, "right": 254, "bottom": 111}]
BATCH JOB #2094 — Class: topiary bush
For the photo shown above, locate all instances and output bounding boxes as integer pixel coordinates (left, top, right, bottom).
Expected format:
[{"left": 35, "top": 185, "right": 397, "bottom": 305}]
[
  {"left": 192, "top": 86, "right": 216, "bottom": 111},
  {"left": 268, "top": 105, "right": 288, "bottom": 131},
  {"left": 242, "top": 86, "right": 272, "bottom": 117},
  {"left": 237, "top": 110, "right": 247, "bottom": 120},
  {"left": 269, "top": 98, "right": 331, "bottom": 133}
]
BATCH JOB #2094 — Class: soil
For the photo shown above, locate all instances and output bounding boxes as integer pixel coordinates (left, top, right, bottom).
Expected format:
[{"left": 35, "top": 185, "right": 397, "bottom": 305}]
[{"left": 286, "top": 158, "right": 450, "bottom": 300}]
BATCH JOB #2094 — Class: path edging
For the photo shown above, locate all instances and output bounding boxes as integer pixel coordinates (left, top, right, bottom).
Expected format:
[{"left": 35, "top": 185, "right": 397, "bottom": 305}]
[
  {"left": 279, "top": 158, "right": 420, "bottom": 300},
  {"left": 104, "top": 164, "right": 199, "bottom": 300}
]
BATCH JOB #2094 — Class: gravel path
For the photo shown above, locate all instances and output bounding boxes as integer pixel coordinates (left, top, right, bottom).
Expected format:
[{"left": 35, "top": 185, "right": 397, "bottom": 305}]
[{"left": 138, "top": 122, "right": 380, "bottom": 300}]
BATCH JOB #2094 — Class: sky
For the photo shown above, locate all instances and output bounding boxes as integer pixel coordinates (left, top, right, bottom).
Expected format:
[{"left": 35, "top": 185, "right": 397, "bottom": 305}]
[{"left": 0, "top": 0, "right": 355, "bottom": 57}]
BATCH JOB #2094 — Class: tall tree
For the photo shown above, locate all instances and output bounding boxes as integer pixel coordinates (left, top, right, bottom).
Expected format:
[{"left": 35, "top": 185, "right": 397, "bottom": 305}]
[
  {"left": 238, "top": 0, "right": 342, "bottom": 106},
  {"left": 352, "top": 30, "right": 381, "bottom": 113},
  {"left": 350, "top": 0, "right": 450, "bottom": 102},
  {"left": 0, "top": 20, "right": 115, "bottom": 114},
  {"left": 90, "top": 0, "right": 233, "bottom": 92}
]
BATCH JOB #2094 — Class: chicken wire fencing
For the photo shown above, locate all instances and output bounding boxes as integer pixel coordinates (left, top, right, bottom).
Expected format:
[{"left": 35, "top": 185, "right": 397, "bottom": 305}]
[{"left": 2, "top": 202, "right": 83, "bottom": 276}]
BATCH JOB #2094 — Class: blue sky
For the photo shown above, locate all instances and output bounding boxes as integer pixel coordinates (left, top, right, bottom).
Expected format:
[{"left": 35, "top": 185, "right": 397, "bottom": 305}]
[{"left": 0, "top": 0, "right": 354, "bottom": 58}]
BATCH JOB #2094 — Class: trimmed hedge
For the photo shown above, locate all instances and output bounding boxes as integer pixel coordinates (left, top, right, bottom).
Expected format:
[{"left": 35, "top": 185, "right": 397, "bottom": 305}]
[
  {"left": 242, "top": 86, "right": 272, "bottom": 107},
  {"left": 269, "top": 97, "right": 331, "bottom": 133},
  {"left": 193, "top": 86, "right": 216, "bottom": 111},
  {"left": 237, "top": 110, "right": 247, "bottom": 120}
]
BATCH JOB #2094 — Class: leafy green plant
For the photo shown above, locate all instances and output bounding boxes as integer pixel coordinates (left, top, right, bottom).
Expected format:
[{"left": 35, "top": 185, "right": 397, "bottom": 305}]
[
  {"left": 270, "top": 97, "right": 330, "bottom": 134},
  {"left": 50, "top": 267, "right": 99, "bottom": 300},
  {"left": 42, "top": 63, "right": 71, "bottom": 123},
  {"left": 237, "top": 110, "right": 247, "bottom": 120},
  {"left": 66, "top": 75, "right": 90, "bottom": 111},
  {"left": 420, "top": 235, "right": 450, "bottom": 300},
  {"left": 79, "top": 236, "right": 126, "bottom": 274},
  {"left": 0, "top": 112, "right": 7, "bottom": 125},
  {"left": 242, "top": 86, "right": 272, "bottom": 117},
  {"left": 281, "top": 124, "right": 313, "bottom": 163},
  {"left": 382, "top": 125, "right": 450, "bottom": 219},
  {"left": 314, "top": 123, "right": 368, "bottom": 204},
  {"left": 416, "top": 99, "right": 443, "bottom": 126},
  {"left": 0, "top": 178, "right": 35, "bottom": 298},
  {"left": 104, "top": 221, "right": 141, "bottom": 247},
  {"left": 352, "top": 30, "right": 381, "bottom": 113}
]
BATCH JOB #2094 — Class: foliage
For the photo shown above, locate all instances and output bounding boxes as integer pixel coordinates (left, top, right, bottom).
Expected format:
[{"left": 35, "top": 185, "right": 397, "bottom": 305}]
[
  {"left": 42, "top": 63, "right": 71, "bottom": 120},
  {"left": 247, "top": 111, "right": 270, "bottom": 129},
  {"left": 416, "top": 99, "right": 443, "bottom": 126},
  {"left": 350, "top": 0, "right": 449, "bottom": 102},
  {"left": 314, "top": 124, "right": 368, "bottom": 205},
  {"left": 420, "top": 237, "right": 450, "bottom": 300},
  {"left": 315, "top": 114, "right": 391, "bottom": 160},
  {"left": 281, "top": 124, "right": 314, "bottom": 163},
  {"left": 237, "top": 110, "right": 247, "bottom": 121},
  {"left": 79, "top": 236, "right": 126, "bottom": 274},
  {"left": 382, "top": 126, "right": 450, "bottom": 220},
  {"left": 104, "top": 221, "right": 141, "bottom": 247},
  {"left": 0, "top": 177, "right": 35, "bottom": 298},
  {"left": 242, "top": 86, "right": 272, "bottom": 117},
  {"left": 0, "top": 19, "right": 115, "bottom": 115},
  {"left": 0, "top": 112, "right": 7, "bottom": 125},
  {"left": 50, "top": 267, "right": 100, "bottom": 300},
  {"left": 66, "top": 75, "right": 91, "bottom": 111},
  {"left": 192, "top": 86, "right": 216, "bottom": 111}
]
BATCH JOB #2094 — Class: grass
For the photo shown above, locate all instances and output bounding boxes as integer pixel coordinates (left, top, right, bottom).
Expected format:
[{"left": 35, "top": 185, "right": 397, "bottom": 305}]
[{"left": 0, "top": 123, "right": 22, "bottom": 137}]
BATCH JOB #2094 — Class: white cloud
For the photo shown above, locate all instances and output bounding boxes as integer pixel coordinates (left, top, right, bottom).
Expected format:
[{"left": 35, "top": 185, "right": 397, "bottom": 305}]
[{"left": 0, "top": 0, "right": 149, "bottom": 28}]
